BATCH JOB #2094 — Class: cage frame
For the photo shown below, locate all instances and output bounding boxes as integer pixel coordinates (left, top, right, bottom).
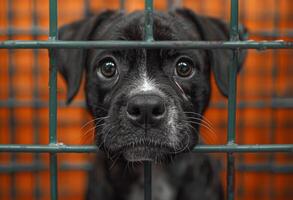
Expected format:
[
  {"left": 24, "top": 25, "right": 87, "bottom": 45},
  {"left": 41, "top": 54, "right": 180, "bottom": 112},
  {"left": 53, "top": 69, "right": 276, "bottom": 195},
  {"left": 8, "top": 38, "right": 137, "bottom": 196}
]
[{"left": 0, "top": 0, "right": 293, "bottom": 200}]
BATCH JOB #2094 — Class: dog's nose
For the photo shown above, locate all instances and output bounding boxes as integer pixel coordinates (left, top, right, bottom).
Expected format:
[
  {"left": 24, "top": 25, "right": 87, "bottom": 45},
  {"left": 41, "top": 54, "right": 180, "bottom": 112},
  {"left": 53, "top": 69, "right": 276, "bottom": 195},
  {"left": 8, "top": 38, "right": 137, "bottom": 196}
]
[{"left": 126, "top": 94, "right": 166, "bottom": 127}]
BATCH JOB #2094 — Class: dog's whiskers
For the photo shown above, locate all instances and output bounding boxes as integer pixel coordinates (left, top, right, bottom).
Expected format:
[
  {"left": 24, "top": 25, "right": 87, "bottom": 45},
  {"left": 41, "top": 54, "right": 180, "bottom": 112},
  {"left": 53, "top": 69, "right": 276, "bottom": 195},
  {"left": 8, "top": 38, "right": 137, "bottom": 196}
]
[
  {"left": 172, "top": 134, "right": 190, "bottom": 154},
  {"left": 82, "top": 122, "right": 106, "bottom": 137},
  {"left": 184, "top": 111, "right": 214, "bottom": 128},
  {"left": 80, "top": 116, "right": 109, "bottom": 131},
  {"left": 185, "top": 116, "right": 216, "bottom": 133},
  {"left": 184, "top": 120, "right": 217, "bottom": 144},
  {"left": 183, "top": 120, "right": 216, "bottom": 136},
  {"left": 109, "top": 154, "right": 121, "bottom": 171},
  {"left": 94, "top": 104, "right": 109, "bottom": 112},
  {"left": 165, "top": 124, "right": 191, "bottom": 155},
  {"left": 80, "top": 123, "right": 106, "bottom": 144},
  {"left": 98, "top": 123, "right": 119, "bottom": 158}
]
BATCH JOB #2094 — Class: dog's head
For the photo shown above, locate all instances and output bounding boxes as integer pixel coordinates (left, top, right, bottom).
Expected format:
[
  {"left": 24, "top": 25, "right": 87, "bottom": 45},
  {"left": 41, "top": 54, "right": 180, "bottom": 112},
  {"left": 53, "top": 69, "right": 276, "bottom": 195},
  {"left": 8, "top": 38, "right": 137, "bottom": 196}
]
[{"left": 56, "top": 9, "right": 246, "bottom": 162}]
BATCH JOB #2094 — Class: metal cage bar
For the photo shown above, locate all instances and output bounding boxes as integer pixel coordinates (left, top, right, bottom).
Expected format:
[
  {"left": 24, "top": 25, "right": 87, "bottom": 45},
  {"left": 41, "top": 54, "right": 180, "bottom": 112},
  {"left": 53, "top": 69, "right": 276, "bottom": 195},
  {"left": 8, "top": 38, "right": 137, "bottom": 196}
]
[
  {"left": 1, "top": 161, "right": 292, "bottom": 173},
  {"left": 238, "top": 1, "right": 246, "bottom": 197},
  {"left": 0, "top": 0, "right": 293, "bottom": 200},
  {"left": 1, "top": 98, "right": 293, "bottom": 109},
  {"left": 49, "top": 0, "right": 58, "bottom": 199},
  {"left": 0, "top": 144, "right": 291, "bottom": 153},
  {"left": 144, "top": 1, "right": 154, "bottom": 200},
  {"left": 227, "top": 1, "right": 239, "bottom": 199},
  {"left": 1, "top": 40, "right": 292, "bottom": 49}
]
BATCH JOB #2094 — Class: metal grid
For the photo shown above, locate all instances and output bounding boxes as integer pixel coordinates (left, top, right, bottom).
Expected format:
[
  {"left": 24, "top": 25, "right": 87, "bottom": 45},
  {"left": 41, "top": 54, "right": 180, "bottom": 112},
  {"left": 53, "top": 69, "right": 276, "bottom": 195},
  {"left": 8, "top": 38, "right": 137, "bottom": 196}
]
[{"left": 0, "top": 0, "right": 292, "bottom": 200}]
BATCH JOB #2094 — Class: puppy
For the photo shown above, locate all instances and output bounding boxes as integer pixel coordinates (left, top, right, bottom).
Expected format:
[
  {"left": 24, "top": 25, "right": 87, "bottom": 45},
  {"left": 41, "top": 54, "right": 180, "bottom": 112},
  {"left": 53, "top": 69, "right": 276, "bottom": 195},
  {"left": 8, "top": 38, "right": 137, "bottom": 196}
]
[{"left": 56, "top": 8, "right": 246, "bottom": 200}]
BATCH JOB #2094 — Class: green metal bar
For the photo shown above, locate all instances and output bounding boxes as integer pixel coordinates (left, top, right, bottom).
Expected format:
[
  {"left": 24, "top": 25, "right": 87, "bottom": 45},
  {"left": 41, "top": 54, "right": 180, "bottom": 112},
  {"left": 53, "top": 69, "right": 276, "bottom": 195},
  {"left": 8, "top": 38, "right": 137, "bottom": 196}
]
[
  {"left": 227, "top": 0, "right": 239, "bottom": 199},
  {"left": 144, "top": 0, "right": 153, "bottom": 42},
  {"left": 144, "top": 162, "right": 152, "bottom": 200},
  {"left": 49, "top": 0, "right": 58, "bottom": 200},
  {"left": 1, "top": 162, "right": 292, "bottom": 173},
  {"left": 2, "top": 98, "right": 293, "bottom": 109},
  {"left": 2, "top": 28, "right": 293, "bottom": 38},
  {"left": 238, "top": 1, "right": 246, "bottom": 198},
  {"left": 144, "top": 1, "right": 153, "bottom": 200},
  {"left": 0, "top": 40, "right": 292, "bottom": 49},
  {"left": 0, "top": 144, "right": 291, "bottom": 153}
]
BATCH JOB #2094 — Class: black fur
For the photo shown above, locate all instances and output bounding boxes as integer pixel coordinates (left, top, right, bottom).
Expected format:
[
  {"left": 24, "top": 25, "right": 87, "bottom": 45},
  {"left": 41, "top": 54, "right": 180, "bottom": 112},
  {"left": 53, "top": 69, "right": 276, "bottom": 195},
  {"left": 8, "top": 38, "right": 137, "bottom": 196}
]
[{"left": 56, "top": 8, "right": 246, "bottom": 200}]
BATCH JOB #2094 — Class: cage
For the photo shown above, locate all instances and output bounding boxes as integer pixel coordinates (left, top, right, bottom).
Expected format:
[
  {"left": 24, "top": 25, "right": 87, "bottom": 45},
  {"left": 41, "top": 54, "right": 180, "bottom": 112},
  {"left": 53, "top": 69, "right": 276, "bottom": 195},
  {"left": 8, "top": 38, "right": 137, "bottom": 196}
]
[{"left": 0, "top": 0, "right": 292, "bottom": 200}]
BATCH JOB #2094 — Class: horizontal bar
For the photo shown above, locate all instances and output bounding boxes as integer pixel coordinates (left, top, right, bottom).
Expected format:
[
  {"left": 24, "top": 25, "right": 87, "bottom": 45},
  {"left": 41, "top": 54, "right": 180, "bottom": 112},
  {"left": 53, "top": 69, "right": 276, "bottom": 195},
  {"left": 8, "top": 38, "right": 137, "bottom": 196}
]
[
  {"left": 1, "top": 162, "right": 292, "bottom": 173},
  {"left": 1, "top": 98, "right": 293, "bottom": 109},
  {"left": 0, "top": 40, "right": 292, "bottom": 49},
  {"left": 2, "top": 28, "right": 293, "bottom": 38},
  {"left": 0, "top": 144, "right": 291, "bottom": 153}
]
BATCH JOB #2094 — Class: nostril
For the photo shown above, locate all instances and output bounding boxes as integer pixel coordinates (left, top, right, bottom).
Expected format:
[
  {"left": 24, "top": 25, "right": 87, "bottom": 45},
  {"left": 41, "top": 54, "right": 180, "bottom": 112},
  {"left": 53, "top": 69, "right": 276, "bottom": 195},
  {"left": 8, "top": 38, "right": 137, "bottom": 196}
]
[
  {"left": 129, "top": 106, "right": 140, "bottom": 117},
  {"left": 127, "top": 103, "right": 141, "bottom": 118},
  {"left": 152, "top": 104, "right": 165, "bottom": 117}
]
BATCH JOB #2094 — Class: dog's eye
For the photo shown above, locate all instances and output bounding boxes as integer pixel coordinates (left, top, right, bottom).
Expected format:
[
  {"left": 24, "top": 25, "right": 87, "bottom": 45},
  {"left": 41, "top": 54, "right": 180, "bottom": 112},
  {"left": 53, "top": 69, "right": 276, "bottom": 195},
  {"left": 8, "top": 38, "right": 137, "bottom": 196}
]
[
  {"left": 175, "top": 57, "right": 194, "bottom": 77},
  {"left": 98, "top": 58, "right": 117, "bottom": 78}
]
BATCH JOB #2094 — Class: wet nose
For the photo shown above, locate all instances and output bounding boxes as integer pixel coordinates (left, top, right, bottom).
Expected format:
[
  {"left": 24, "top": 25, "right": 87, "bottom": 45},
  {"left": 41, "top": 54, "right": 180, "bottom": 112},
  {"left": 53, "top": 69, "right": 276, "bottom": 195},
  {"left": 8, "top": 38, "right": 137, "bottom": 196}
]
[{"left": 126, "top": 94, "right": 166, "bottom": 127}]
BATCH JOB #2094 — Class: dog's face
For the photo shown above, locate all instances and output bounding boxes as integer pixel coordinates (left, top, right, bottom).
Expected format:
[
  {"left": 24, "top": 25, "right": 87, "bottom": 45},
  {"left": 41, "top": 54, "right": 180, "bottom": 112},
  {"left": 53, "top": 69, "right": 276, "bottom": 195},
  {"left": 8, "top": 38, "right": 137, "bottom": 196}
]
[{"left": 57, "top": 9, "right": 245, "bottom": 162}]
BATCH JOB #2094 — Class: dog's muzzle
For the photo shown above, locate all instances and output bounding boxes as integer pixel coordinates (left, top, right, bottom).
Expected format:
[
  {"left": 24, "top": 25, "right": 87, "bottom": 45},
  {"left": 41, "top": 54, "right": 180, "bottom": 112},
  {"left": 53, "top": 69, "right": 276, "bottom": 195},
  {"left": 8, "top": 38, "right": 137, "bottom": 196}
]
[{"left": 116, "top": 92, "right": 178, "bottom": 162}]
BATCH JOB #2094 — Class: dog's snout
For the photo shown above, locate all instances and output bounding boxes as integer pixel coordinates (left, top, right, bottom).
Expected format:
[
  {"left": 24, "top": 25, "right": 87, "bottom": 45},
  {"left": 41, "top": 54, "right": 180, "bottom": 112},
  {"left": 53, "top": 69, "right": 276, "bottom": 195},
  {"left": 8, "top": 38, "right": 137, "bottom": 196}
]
[{"left": 126, "top": 94, "right": 166, "bottom": 127}]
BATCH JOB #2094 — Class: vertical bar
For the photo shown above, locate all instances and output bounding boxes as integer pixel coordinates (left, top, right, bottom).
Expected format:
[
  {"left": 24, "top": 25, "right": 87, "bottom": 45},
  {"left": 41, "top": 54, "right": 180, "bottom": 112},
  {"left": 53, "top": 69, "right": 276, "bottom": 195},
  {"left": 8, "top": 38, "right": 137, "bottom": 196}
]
[
  {"left": 144, "top": 0, "right": 154, "bottom": 42},
  {"left": 144, "top": 1, "right": 153, "bottom": 200},
  {"left": 32, "top": 0, "right": 41, "bottom": 199},
  {"left": 7, "top": 0, "right": 16, "bottom": 199},
  {"left": 238, "top": 1, "right": 246, "bottom": 199},
  {"left": 227, "top": 0, "right": 239, "bottom": 200},
  {"left": 144, "top": 162, "right": 152, "bottom": 200},
  {"left": 49, "top": 0, "right": 58, "bottom": 200}
]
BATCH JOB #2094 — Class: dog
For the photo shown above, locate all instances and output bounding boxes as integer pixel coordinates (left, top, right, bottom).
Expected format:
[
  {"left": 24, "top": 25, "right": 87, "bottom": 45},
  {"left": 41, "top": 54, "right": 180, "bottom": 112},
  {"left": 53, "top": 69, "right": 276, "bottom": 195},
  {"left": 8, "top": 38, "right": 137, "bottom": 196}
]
[{"left": 56, "top": 8, "right": 246, "bottom": 200}]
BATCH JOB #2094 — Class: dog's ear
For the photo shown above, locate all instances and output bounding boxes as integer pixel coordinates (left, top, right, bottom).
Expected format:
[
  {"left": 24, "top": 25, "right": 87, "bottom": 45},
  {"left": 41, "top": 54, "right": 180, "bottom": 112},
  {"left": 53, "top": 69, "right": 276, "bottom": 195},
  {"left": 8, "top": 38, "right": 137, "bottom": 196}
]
[
  {"left": 174, "top": 8, "right": 247, "bottom": 97},
  {"left": 56, "top": 10, "right": 117, "bottom": 104}
]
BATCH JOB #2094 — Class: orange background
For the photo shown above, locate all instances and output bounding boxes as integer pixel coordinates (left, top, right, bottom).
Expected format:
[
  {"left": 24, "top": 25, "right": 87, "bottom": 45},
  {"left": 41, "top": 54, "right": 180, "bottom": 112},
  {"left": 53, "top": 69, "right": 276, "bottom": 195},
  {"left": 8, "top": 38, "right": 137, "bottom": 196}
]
[{"left": 0, "top": 0, "right": 292, "bottom": 200}]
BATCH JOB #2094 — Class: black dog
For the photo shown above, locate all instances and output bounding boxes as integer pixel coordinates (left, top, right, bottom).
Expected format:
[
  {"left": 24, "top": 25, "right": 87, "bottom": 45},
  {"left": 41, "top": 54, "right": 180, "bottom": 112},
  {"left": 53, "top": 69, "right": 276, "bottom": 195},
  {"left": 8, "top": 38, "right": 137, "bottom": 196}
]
[{"left": 56, "top": 8, "right": 245, "bottom": 200}]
